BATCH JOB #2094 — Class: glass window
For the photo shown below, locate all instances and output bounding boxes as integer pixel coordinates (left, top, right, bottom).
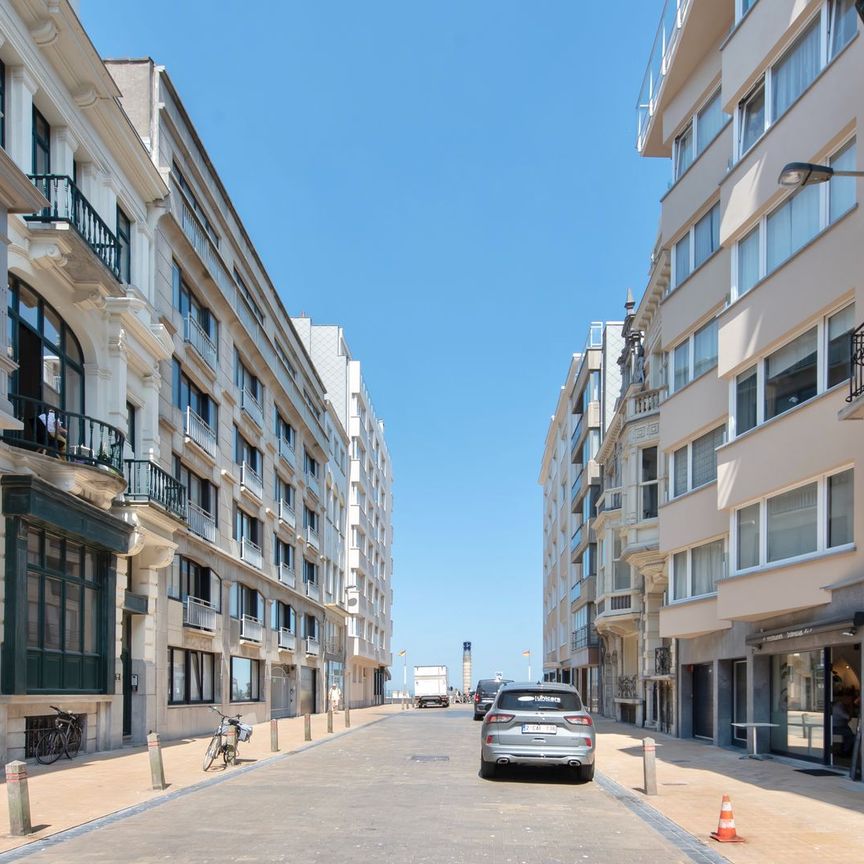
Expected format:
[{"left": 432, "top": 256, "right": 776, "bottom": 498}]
[
  {"left": 767, "top": 482, "right": 818, "bottom": 562},
  {"left": 829, "top": 139, "right": 857, "bottom": 223},
  {"left": 674, "top": 124, "right": 693, "bottom": 179},
  {"left": 673, "top": 342, "right": 690, "bottom": 391},
  {"left": 693, "top": 204, "right": 720, "bottom": 269},
  {"left": 673, "top": 551, "right": 687, "bottom": 600},
  {"left": 736, "top": 366, "right": 758, "bottom": 435},
  {"left": 691, "top": 426, "right": 725, "bottom": 488},
  {"left": 739, "top": 82, "right": 765, "bottom": 155},
  {"left": 693, "top": 319, "right": 718, "bottom": 379},
  {"left": 640, "top": 447, "right": 658, "bottom": 520},
  {"left": 828, "top": 469, "right": 854, "bottom": 547},
  {"left": 827, "top": 305, "right": 855, "bottom": 388},
  {"left": 673, "top": 446, "right": 688, "bottom": 498},
  {"left": 691, "top": 540, "right": 725, "bottom": 596},
  {"left": 696, "top": 91, "right": 725, "bottom": 156},
  {"left": 674, "top": 235, "right": 691, "bottom": 287},
  {"left": 829, "top": 0, "right": 858, "bottom": 59},
  {"left": 737, "top": 503, "right": 760, "bottom": 569},
  {"left": 116, "top": 207, "right": 131, "bottom": 283},
  {"left": 766, "top": 183, "right": 820, "bottom": 273},
  {"left": 737, "top": 226, "right": 760, "bottom": 297},
  {"left": 765, "top": 328, "right": 818, "bottom": 420},
  {"left": 231, "top": 656, "right": 260, "bottom": 702},
  {"left": 169, "top": 648, "right": 215, "bottom": 704},
  {"left": 771, "top": 19, "right": 820, "bottom": 121}
]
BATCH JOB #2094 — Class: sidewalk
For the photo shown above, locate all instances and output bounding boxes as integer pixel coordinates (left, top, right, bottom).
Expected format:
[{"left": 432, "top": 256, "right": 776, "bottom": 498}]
[
  {"left": 0, "top": 703, "right": 403, "bottom": 855},
  {"left": 594, "top": 719, "right": 864, "bottom": 864}
]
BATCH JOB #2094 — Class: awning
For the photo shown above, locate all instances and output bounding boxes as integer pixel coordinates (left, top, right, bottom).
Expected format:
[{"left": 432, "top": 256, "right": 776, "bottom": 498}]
[{"left": 746, "top": 612, "right": 864, "bottom": 647}]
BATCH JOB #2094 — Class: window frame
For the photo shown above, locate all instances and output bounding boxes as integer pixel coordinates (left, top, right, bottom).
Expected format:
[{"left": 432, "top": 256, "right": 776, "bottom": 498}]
[
  {"left": 668, "top": 317, "right": 719, "bottom": 394},
  {"left": 672, "top": 89, "right": 728, "bottom": 182},
  {"left": 116, "top": 206, "right": 132, "bottom": 284},
  {"left": 669, "top": 537, "right": 727, "bottom": 602},
  {"left": 670, "top": 424, "right": 726, "bottom": 499},
  {"left": 229, "top": 656, "right": 260, "bottom": 702},
  {"left": 671, "top": 203, "right": 721, "bottom": 291},
  {"left": 168, "top": 647, "right": 215, "bottom": 705}
]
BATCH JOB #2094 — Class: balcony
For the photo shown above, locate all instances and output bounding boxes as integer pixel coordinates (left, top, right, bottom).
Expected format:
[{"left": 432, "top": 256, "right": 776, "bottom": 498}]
[
  {"left": 240, "top": 537, "right": 262, "bottom": 569},
  {"left": 278, "top": 628, "right": 296, "bottom": 651},
  {"left": 240, "top": 461, "right": 263, "bottom": 500},
  {"left": 183, "top": 596, "right": 216, "bottom": 631},
  {"left": 188, "top": 501, "right": 216, "bottom": 542},
  {"left": 278, "top": 498, "right": 296, "bottom": 530},
  {"left": 305, "top": 471, "right": 321, "bottom": 500},
  {"left": 305, "top": 636, "right": 321, "bottom": 657},
  {"left": 570, "top": 525, "right": 583, "bottom": 555},
  {"left": 597, "top": 486, "right": 622, "bottom": 515},
  {"left": 305, "top": 579, "right": 321, "bottom": 602},
  {"left": 184, "top": 315, "right": 218, "bottom": 370},
  {"left": 570, "top": 415, "right": 583, "bottom": 457},
  {"left": 240, "top": 614, "right": 263, "bottom": 642},
  {"left": 184, "top": 407, "right": 216, "bottom": 458},
  {"left": 125, "top": 459, "right": 187, "bottom": 522},
  {"left": 627, "top": 387, "right": 663, "bottom": 420},
  {"left": 305, "top": 525, "right": 320, "bottom": 551},
  {"left": 241, "top": 387, "right": 263, "bottom": 429},
  {"left": 841, "top": 323, "right": 864, "bottom": 420},
  {"left": 570, "top": 464, "right": 584, "bottom": 507},
  {"left": 25, "top": 174, "right": 121, "bottom": 281},
  {"left": 278, "top": 436, "right": 296, "bottom": 470},
  {"left": 570, "top": 627, "right": 599, "bottom": 652},
  {"left": 5, "top": 395, "right": 125, "bottom": 476},
  {"left": 278, "top": 562, "right": 296, "bottom": 589}
]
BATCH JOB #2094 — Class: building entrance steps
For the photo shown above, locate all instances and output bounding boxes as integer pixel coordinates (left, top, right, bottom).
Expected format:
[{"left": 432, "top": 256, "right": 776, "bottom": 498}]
[
  {"left": 0, "top": 703, "right": 402, "bottom": 856},
  {"left": 594, "top": 719, "right": 864, "bottom": 864}
]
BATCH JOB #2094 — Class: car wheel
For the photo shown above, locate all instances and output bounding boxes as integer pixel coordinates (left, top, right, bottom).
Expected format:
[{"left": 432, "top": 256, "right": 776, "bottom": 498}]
[
  {"left": 473, "top": 714, "right": 482, "bottom": 721},
  {"left": 479, "top": 758, "right": 497, "bottom": 779},
  {"left": 577, "top": 762, "right": 595, "bottom": 782}
]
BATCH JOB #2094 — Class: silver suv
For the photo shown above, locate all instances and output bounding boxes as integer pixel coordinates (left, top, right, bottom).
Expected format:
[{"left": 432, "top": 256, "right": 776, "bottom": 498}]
[{"left": 479, "top": 682, "right": 595, "bottom": 782}]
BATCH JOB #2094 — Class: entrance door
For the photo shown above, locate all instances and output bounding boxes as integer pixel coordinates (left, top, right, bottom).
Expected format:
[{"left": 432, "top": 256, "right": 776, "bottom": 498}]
[
  {"left": 693, "top": 663, "right": 714, "bottom": 740},
  {"left": 299, "top": 666, "right": 317, "bottom": 715},
  {"left": 732, "top": 660, "right": 747, "bottom": 746},
  {"left": 270, "top": 664, "right": 293, "bottom": 719},
  {"left": 121, "top": 615, "right": 132, "bottom": 738},
  {"left": 830, "top": 645, "right": 861, "bottom": 769}
]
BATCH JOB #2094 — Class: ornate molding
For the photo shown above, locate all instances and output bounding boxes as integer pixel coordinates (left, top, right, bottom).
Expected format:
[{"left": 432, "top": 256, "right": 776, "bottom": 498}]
[
  {"left": 73, "top": 86, "right": 99, "bottom": 110},
  {"left": 30, "top": 19, "right": 59, "bottom": 47},
  {"left": 29, "top": 240, "right": 68, "bottom": 271}
]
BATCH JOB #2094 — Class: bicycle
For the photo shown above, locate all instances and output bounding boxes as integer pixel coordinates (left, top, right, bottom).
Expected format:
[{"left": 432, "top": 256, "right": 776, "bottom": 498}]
[
  {"left": 35, "top": 706, "right": 83, "bottom": 765},
  {"left": 202, "top": 707, "right": 253, "bottom": 771}
]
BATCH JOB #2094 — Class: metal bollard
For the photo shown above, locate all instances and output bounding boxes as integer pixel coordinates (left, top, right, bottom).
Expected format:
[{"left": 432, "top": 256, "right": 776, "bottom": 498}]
[
  {"left": 327, "top": 709, "right": 333, "bottom": 733},
  {"left": 344, "top": 706, "right": 351, "bottom": 728},
  {"left": 226, "top": 724, "right": 238, "bottom": 765},
  {"left": 270, "top": 718, "right": 279, "bottom": 752},
  {"left": 6, "top": 761, "right": 32, "bottom": 836},
  {"left": 147, "top": 732, "right": 167, "bottom": 790},
  {"left": 642, "top": 737, "right": 658, "bottom": 796},
  {"left": 304, "top": 713, "right": 312, "bottom": 741}
]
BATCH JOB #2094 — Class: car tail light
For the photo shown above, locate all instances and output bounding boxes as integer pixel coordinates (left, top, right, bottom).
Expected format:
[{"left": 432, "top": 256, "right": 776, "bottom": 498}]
[
  {"left": 564, "top": 715, "right": 593, "bottom": 726},
  {"left": 484, "top": 713, "right": 514, "bottom": 724},
  {"left": 474, "top": 693, "right": 480, "bottom": 702},
  {"left": 485, "top": 735, "right": 493, "bottom": 744}
]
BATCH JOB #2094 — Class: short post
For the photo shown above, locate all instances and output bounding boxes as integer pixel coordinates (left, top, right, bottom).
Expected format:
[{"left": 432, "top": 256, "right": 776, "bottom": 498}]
[
  {"left": 642, "top": 737, "right": 658, "bottom": 796},
  {"left": 270, "top": 718, "right": 279, "bottom": 752},
  {"left": 226, "top": 724, "right": 237, "bottom": 765},
  {"left": 6, "top": 761, "right": 32, "bottom": 836},
  {"left": 147, "top": 732, "right": 167, "bottom": 791},
  {"left": 304, "top": 713, "right": 312, "bottom": 741},
  {"left": 327, "top": 709, "right": 333, "bottom": 733},
  {"left": 344, "top": 706, "right": 351, "bottom": 728}
]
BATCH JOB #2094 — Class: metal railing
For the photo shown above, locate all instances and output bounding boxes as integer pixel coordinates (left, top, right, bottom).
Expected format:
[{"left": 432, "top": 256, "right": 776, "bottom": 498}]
[
  {"left": 125, "top": 460, "right": 187, "bottom": 521},
  {"left": 183, "top": 314, "right": 218, "bottom": 370},
  {"left": 278, "top": 562, "right": 296, "bottom": 588},
  {"left": 305, "top": 471, "right": 321, "bottom": 499},
  {"left": 278, "top": 498, "right": 295, "bottom": 529},
  {"left": 184, "top": 406, "right": 216, "bottom": 457},
  {"left": 278, "top": 628, "right": 296, "bottom": 651},
  {"left": 240, "top": 614, "right": 263, "bottom": 642},
  {"left": 570, "top": 627, "right": 599, "bottom": 651},
  {"left": 240, "top": 537, "right": 263, "bottom": 569},
  {"left": 188, "top": 501, "right": 216, "bottom": 542},
  {"left": 26, "top": 174, "right": 121, "bottom": 279},
  {"left": 570, "top": 525, "right": 583, "bottom": 553},
  {"left": 240, "top": 461, "right": 263, "bottom": 500},
  {"left": 305, "top": 636, "right": 320, "bottom": 656},
  {"left": 183, "top": 596, "right": 217, "bottom": 631},
  {"left": 241, "top": 387, "right": 263, "bottom": 428},
  {"left": 655, "top": 646, "right": 672, "bottom": 676},
  {"left": 848, "top": 323, "right": 864, "bottom": 403},
  {"left": 278, "top": 435, "right": 296, "bottom": 468},
  {"left": 305, "top": 579, "right": 321, "bottom": 602},
  {"left": 305, "top": 525, "right": 320, "bottom": 551},
  {"left": 5, "top": 395, "right": 125, "bottom": 474},
  {"left": 570, "top": 415, "right": 583, "bottom": 451}
]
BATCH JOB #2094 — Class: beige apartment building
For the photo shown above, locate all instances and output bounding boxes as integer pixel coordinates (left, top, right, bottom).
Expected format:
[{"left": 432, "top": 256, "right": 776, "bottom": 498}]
[{"left": 626, "top": 0, "right": 863, "bottom": 772}]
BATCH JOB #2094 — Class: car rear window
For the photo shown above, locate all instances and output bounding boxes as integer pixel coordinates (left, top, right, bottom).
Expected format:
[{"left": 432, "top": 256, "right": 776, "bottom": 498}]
[
  {"left": 497, "top": 690, "right": 583, "bottom": 711},
  {"left": 478, "top": 680, "right": 509, "bottom": 696}
]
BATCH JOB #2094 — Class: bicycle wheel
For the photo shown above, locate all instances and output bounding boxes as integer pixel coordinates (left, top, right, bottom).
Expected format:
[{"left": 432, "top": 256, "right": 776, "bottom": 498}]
[
  {"left": 36, "top": 730, "right": 64, "bottom": 765},
  {"left": 222, "top": 743, "right": 236, "bottom": 766},
  {"left": 65, "top": 723, "right": 82, "bottom": 758},
  {"left": 203, "top": 735, "right": 221, "bottom": 771}
]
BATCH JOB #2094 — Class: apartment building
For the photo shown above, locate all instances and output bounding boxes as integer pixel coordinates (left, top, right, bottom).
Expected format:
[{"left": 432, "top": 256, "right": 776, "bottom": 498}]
[
  {"left": 291, "top": 320, "right": 394, "bottom": 708},
  {"left": 540, "top": 323, "right": 621, "bottom": 712},
  {"left": 631, "top": 0, "right": 862, "bottom": 771},
  {"left": 107, "top": 59, "right": 332, "bottom": 738},
  {"left": 0, "top": 1, "right": 174, "bottom": 760}
]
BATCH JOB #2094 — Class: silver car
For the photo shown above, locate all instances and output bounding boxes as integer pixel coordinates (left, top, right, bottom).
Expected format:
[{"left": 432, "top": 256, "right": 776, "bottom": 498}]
[{"left": 479, "top": 683, "right": 595, "bottom": 781}]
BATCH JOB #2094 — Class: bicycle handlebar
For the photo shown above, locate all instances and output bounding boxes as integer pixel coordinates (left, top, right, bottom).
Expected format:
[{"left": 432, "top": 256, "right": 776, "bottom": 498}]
[{"left": 208, "top": 706, "right": 242, "bottom": 721}]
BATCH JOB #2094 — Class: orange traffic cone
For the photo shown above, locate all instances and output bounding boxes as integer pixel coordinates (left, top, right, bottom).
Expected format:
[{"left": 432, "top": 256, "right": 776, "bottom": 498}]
[{"left": 710, "top": 794, "right": 744, "bottom": 843}]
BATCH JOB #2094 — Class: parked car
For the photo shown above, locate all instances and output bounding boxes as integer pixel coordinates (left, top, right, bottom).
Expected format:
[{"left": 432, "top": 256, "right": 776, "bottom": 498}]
[
  {"left": 479, "top": 682, "right": 595, "bottom": 782},
  {"left": 473, "top": 678, "right": 513, "bottom": 721}
]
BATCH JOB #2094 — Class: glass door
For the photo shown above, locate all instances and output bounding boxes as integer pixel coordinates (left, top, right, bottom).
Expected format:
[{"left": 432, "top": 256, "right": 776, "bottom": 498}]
[
  {"left": 732, "top": 660, "right": 747, "bottom": 746},
  {"left": 693, "top": 663, "right": 714, "bottom": 740},
  {"left": 830, "top": 645, "right": 861, "bottom": 769},
  {"left": 770, "top": 650, "right": 825, "bottom": 761}
]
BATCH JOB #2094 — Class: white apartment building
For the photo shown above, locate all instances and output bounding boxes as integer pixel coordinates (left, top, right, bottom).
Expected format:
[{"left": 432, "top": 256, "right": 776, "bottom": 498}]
[
  {"left": 626, "top": 0, "right": 863, "bottom": 773},
  {"left": 291, "top": 320, "right": 394, "bottom": 708}
]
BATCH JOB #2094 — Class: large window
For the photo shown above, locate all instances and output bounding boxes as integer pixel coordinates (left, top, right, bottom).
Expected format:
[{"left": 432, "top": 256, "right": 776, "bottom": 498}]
[
  {"left": 671, "top": 539, "right": 726, "bottom": 601},
  {"left": 116, "top": 206, "right": 131, "bottom": 283},
  {"left": 673, "top": 92, "right": 728, "bottom": 180},
  {"left": 229, "top": 582, "right": 263, "bottom": 621},
  {"left": 235, "top": 352, "right": 262, "bottom": 403},
  {"left": 672, "top": 204, "right": 720, "bottom": 289},
  {"left": 230, "top": 656, "right": 260, "bottom": 702},
  {"left": 32, "top": 107, "right": 50, "bottom": 174},
  {"left": 829, "top": 0, "right": 858, "bottom": 59},
  {"left": 173, "top": 163, "right": 219, "bottom": 245},
  {"left": 169, "top": 648, "right": 215, "bottom": 704},
  {"left": 173, "top": 263, "right": 218, "bottom": 358},
  {"left": 303, "top": 558, "right": 318, "bottom": 585},
  {"left": 173, "top": 457, "right": 217, "bottom": 522},
  {"left": 732, "top": 469, "right": 853, "bottom": 572},
  {"left": 172, "top": 360, "right": 217, "bottom": 429},
  {"left": 671, "top": 425, "right": 726, "bottom": 498},
  {"left": 233, "top": 507, "right": 262, "bottom": 547},
  {"left": 639, "top": 447, "right": 659, "bottom": 520},
  {"left": 270, "top": 601, "right": 296, "bottom": 633},
  {"left": 168, "top": 555, "right": 221, "bottom": 609},
  {"left": 25, "top": 527, "right": 105, "bottom": 692},
  {"left": 234, "top": 428, "right": 263, "bottom": 473},
  {"left": 275, "top": 410, "right": 295, "bottom": 448},
  {"left": 669, "top": 318, "right": 718, "bottom": 392},
  {"left": 273, "top": 536, "right": 294, "bottom": 569}
]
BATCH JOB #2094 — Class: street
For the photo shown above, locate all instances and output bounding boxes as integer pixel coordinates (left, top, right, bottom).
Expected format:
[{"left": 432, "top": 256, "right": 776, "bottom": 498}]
[{"left": 4, "top": 708, "right": 716, "bottom": 864}]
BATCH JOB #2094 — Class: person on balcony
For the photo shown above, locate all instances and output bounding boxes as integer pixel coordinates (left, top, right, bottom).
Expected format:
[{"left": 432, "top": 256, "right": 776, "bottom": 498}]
[{"left": 37, "top": 408, "right": 67, "bottom": 455}]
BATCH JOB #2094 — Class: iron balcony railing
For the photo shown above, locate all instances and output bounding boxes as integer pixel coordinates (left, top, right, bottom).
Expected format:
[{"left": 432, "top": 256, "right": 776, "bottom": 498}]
[
  {"left": 305, "top": 579, "right": 321, "bottom": 602},
  {"left": 240, "top": 537, "right": 263, "bottom": 569},
  {"left": 188, "top": 501, "right": 216, "bottom": 542},
  {"left": 183, "top": 596, "right": 216, "bottom": 631},
  {"left": 278, "top": 498, "right": 296, "bottom": 529},
  {"left": 241, "top": 387, "right": 263, "bottom": 429},
  {"left": 278, "top": 435, "right": 296, "bottom": 469},
  {"left": 305, "top": 525, "right": 320, "bottom": 551},
  {"left": 184, "top": 407, "right": 216, "bottom": 457},
  {"left": 5, "top": 395, "right": 125, "bottom": 475},
  {"left": 278, "top": 562, "right": 296, "bottom": 589},
  {"left": 848, "top": 322, "right": 864, "bottom": 403},
  {"left": 125, "top": 459, "right": 187, "bottom": 521},
  {"left": 26, "top": 174, "right": 121, "bottom": 279},
  {"left": 183, "top": 314, "right": 218, "bottom": 370},
  {"left": 655, "top": 646, "right": 672, "bottom": 676},
  {"left": 305, "top": 636, "right": 321, "bottom": 656},
  {"left": 278, "top": 628, "right": 296, "bottom": 651},
  {"left": 305, "top": 470, "right": 321, "bottom": 500},
  {"left": 570, "top": 627, "right": 599, "bottom": 652},
  {"left": 240, "top": 461, "right": 263, "bottom": 500},
  {"left": 240, "top": 614, "right": 263, "bottom": 642}
]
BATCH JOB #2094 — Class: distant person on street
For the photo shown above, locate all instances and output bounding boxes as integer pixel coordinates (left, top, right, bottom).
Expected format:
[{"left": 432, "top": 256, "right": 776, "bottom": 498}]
[{"left": 832, "top": 688, "right": 857, "bottom": 756}]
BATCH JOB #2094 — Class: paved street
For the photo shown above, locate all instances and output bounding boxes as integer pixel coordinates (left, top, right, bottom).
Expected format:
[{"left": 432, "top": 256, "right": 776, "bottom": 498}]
[{"left": 5, "top": 708, "right": 713, "bottom": 864}]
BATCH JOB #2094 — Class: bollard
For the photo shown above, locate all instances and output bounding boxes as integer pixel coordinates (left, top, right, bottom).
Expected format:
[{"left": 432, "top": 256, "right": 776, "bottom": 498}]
[
  {"left": 327, "top": 709, "right": 333, "bottom": 733},
  {"left": 147, "top": 732, "right": 167, "bottom": 791},
  {"left": 642, "top": 737, "right": 658, "bottom": 796},
  {"left": 6, "top": 761, "right": 32, "bottom": 836},
  {"left": 344, "top": 706, "right": 351, "bottom": 728},
  {"left": 226, "top": 723, "right": 238, "bottom": 765},
  {"left": 270, "top": 718, "right": 279, "bottom": 752},
  {"left": 304, "top": 713, "right": 312, "bottom": 741}
]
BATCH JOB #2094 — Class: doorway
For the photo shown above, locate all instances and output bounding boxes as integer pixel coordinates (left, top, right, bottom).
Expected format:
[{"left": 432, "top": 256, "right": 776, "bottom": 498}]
[
  {"left": 692, "top": 663, "right": 714, "bottom": 740},
  {"left": 830, "top": 645, "right": 861, "bottom": 769},
  {"left": 299, "top": 666, "right": 317, "bottom": 715},
  {"left": 732, "top": 660, "right": 747, "bottom": 747},
  {"left": 121, "top": 615, "right": 132, "bottom": 738}
]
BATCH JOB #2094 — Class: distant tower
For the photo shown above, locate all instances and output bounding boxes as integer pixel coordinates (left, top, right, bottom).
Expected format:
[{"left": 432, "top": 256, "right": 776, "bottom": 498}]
[{"left": 462, "top": 642, "right": 472, "bottom": 694}]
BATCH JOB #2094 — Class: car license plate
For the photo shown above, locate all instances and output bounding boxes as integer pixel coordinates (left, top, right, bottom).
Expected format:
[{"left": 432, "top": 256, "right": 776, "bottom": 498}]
[{"left": 522, "top": 723, "right": 557, "bottom": 734}]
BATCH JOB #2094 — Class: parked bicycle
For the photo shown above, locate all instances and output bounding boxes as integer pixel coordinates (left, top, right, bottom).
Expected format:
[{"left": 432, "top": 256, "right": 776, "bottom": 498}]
[
  {"left": 203, "top": 707, "right": 253, "bottom": 770},
  {"left": 35, "top": 706, "right": 83, "bottom": 765}
]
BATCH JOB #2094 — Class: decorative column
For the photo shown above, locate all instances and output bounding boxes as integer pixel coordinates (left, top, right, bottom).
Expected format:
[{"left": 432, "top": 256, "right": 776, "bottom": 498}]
[{"left": 7, "top": 67, "right": 38, "bottom": 174}]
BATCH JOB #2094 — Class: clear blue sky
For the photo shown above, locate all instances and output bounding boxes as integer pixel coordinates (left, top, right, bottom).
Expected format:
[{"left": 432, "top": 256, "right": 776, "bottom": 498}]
[{"left": 82, "top": 1, "right": 669, "bottom": 689}]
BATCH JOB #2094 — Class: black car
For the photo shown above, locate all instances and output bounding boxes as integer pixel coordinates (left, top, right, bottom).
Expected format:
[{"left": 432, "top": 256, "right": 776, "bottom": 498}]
[{"left": 473, "top": 678, "right": 513, "bottom": 721}]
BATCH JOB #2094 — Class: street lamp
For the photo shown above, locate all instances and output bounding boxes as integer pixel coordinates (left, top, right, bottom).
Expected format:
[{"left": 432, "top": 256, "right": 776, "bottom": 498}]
[
  {"left": 778, "top": 161, "right": 864, "bottom": 188},
  {"left": 398, "top": 649, "right": 407, "bottom": 710}
]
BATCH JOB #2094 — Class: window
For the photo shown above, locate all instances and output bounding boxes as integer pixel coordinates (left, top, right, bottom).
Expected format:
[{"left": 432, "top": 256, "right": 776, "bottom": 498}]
[
  {"left": 234, "top": 271, "right": 264, "bottom": 324},
  {"left": 582, "top": 429, "right": 600, "bottom": 465},
  {"left": 582, "top": 371, "right": 600, "bottom": 412},
  {"left": 172, "top": 360, "right": 217, "bottom": 429},
  {"left": 673, "top": 91, "right": 728, "bottom": 181},
  {"left": 674, "top": 123, "right": 693, "bottom": 179},
  {"left": 126, "top": 402, "right": 137, "bottom": 456},
  {"left": 275, "top": 340, "right": 297, "bottom": 379},
  {"left": 738, "top": 81, "right": 765, "bottom": 156},
  {"left": 168, "top": 555, "right": 221, "bottom": 609},
  {"left": 735, "top": 366, "right": 758, "bottom": 435},
  {"left": 173, "top": 263, "right": 218, "bottom": 355},
  {"left": 275, "top": 411, "right": 295, "bottom": 447},
  {"left": 229, "top": 582, "right": 263, "bottom": 621},
  {"left": 169, "top": 648, "right": 215, "bottom": 704},
  {"left": 671, "top": 425, "right": 725, "bottom": 497},
  {"left": 737, "top": 0, "right": 759, "bottom": 22},
  {"left": 304, "top": 450, "right": 319, "bottom": 478},
  {"left": 230, "top": 656, "right": 260, "bottom": 702},
  {"left": 32, "top": 107, "right": 50, "bottom": 174},
  {"left": 234, "top": 427, "right": 262, "bottom": 473},
  {"left": 173, "top": 163, "right": 219, "bottom": 245},
  {"left": 670, "top": 539, "right": 726, "bottom": 601},
  {"left": 235, "top": 352, "right": 262, "bottom": 404},
  {"left": 233, "top": 508, "right": 261, "bottom": 546},
  {"left": 612, "top": 534, "right": 629, "bottom": 590},
  {"left": 771, "top": 19, "right": 820, "bottom": 120},
  {"left": 273, "top": 536, "right": 294, "bottom": 569},
  {"left": 765, "top": 327, "right": 817, "bottom": 420},
  {"left": 302, "top": 614, "right": 319, "bottom": 640},
  {"left": 827, "top": 305, "right": 855, "bottom": 389},
  {"left": 829, "top": 0, "right": 858, "bottom": 59},
  {"left": 173, "top": 457, "right": 218, "bottom": 520},
  {"left": 639, "top": 447, "right": 658, "bottom": 520},
  {"left": 275, "top": 475, "right": 294, "bottom": 507},
  {"left": 304, "top": 506, "right": 318, "bottom": 533},
  {"left": 270, "top": 601, "right": 296, "bottom": 632},
  {"left": 733, "top": 469, "right": 854, "bottom": 570},
  {"left": 303, "top": 559, "right": 318, "bottom": 586},
  {"left": 734, "top": 139, "right": 856, "bottom": 298},
  {"left": 116, "top": 207, "right": 131, "bottom": 283},
  {"left": 672, "top": 204, "right": 720, "bottom": 289},
  {"left": 0, "top": 59, "right": 6, "bottom": 149},
  {"left": 669, "top": 318, "right": 718, "bottom": 392}
]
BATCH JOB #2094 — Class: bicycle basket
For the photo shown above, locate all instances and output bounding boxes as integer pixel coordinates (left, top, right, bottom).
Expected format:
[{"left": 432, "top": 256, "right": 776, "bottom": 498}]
[{"left": 237, "top": 723, "right": 253, "bottom": 743}]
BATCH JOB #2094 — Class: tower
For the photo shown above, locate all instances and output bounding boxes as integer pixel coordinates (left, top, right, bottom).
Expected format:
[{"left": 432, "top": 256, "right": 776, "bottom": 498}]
[{"left": 462, "top": 641, "right": 472, "bottom": 694}]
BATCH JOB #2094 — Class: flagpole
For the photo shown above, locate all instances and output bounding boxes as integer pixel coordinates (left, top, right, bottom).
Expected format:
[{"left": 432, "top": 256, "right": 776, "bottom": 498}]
[{"left": 527, "top": 650, "right": 532, "bottom": 682}]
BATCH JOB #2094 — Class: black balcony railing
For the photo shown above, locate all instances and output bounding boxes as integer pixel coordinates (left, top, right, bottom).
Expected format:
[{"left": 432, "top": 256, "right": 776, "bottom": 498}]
[
  {"left": 125, "top": 460, "right": 187, "bottom": 521},
  {"left": 5, "top": 395, "right": 125, "bottom": 475},
  {"left": 25, "top": 175, "right": 121, "bottom": 280},
  {"left": 848, "top": 323, "right": 864, "bottom": 403},
  {"left": 655, "top": 646, "right": 672, "bottom": 676},
  {"left": 570, "top": 626, "right": 599, "bottom": 652}
]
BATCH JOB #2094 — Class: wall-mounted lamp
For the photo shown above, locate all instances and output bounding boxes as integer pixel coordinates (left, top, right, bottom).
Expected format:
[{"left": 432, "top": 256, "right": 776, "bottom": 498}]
[{"left": 842, "top": 611, "right": 864, "bottom": 638}]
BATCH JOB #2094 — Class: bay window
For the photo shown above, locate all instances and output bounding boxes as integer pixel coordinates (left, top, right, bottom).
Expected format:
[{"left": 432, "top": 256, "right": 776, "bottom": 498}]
[
  {"left": 669, "top": 318, "right": 718, "bottom": 393},
  {"left": 671, "top": 425, "right": 725, "bottom": 498},
  {"left": 670, "top": 539, "right": 726, "bottom": 601},
  {"left": 640, "top": 447, "right": 659, "bottom": 520}
]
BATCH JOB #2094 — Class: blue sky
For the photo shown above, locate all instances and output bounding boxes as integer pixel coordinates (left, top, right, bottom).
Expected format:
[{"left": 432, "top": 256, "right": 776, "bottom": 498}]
[{"left": 82, "top": 1, "right": 670, "bottom": 689}]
